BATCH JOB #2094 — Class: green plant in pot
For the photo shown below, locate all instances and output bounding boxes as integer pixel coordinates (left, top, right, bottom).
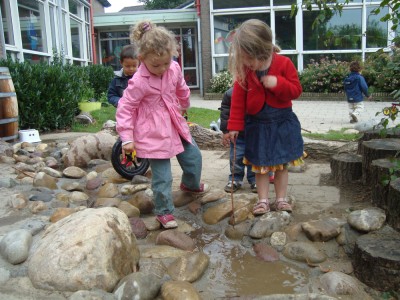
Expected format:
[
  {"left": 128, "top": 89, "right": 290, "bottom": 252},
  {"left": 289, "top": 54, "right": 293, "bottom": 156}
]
[{"left": 78, "top": 87, "right": 101, "bottom": 112}]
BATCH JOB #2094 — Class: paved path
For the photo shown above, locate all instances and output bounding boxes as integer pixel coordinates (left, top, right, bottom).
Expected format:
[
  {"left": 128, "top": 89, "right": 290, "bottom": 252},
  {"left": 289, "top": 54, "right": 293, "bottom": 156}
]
[{"left": 190, "top": 94, "right": 397, "bottom": 134}]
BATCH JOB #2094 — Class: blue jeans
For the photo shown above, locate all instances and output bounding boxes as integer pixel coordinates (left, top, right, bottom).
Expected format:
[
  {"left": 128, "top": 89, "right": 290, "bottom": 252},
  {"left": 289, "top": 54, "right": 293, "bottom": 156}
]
[
  {"left": 229, "top": 136, "right": 255, "bottom": 185},
  {"left": 149, "top": 137, "right": 202, "bottom": 215}
]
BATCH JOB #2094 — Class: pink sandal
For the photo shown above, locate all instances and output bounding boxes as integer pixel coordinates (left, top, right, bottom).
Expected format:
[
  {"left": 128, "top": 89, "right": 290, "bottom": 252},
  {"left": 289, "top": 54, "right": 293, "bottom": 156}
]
[
  {"left": 253, "top": 200, "right": 270, "bottom": 216},
  {"left": 276, "top": 198, "right": 292, "bottom": 213}
]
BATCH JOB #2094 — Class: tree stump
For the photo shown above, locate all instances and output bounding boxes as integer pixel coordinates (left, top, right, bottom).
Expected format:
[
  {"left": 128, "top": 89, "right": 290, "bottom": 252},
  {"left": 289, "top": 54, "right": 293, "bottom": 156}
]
[
  {"left": 353, "top": 226, "right": 400, "bottom": 291},
  {"left": 189, "top": 124, "right": 225, "bottom": 150},
  {"left": 361, "top": 138, "right": 400, "bottom": 185},
  {"left": 387, "top": 178, "right": 400, "bottom": 231},
  {"left": 330, "top": 153, "right": 362, "bottom": 185},
  {"left": 358, "top": 128, "right": 400, "bottom": 154},
  {"left": 370, "top": 158, "right": 400, "bottom": 210}
]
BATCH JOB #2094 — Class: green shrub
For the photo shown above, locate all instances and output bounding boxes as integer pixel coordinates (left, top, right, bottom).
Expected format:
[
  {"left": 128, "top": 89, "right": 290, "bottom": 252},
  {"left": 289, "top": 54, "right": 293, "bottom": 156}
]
[
  {"left": 209, "top": 70, "right": 233, "bottom": 93},
  {"left": 0, "top": 58, "right": 87, "bottom": 131},
  {"left": 364, "top": 47, "right": 400, "bottom": 93},
  {"left": 299, "top": 57, "right": 349, "bottom": 93},
  {"left": 84, "top": 64, "right": 114, "bottom": 100}
]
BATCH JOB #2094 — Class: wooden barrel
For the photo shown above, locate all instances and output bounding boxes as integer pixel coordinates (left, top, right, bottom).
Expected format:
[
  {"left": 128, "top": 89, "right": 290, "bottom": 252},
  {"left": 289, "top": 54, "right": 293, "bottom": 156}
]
[{"left": 0, "top": 67, "right": 19, "bottom": 142}]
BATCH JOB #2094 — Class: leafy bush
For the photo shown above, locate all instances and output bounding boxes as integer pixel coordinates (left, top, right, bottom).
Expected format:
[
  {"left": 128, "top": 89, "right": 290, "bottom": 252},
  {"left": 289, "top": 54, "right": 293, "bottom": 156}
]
[
  {"left": 209, "top": 70, "right": 233, "bottom": 93},
  {"left": 84, "top": 64, "right": 114, "bottom": 100},
  {"left": 0, "top": 58, "right": 87, "bottom": 131},
  {"left": 299, "top": 57, "right": 349, "bottom": 93},
  {"left": 363, "top": 47, "right": 400, "bottom": 93}
]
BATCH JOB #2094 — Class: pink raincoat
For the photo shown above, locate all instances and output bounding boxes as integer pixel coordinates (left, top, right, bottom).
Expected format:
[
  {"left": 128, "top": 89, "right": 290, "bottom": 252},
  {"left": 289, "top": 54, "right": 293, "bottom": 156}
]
[{"left": 116, "top": 61, "right": 191, "bottom": 159}]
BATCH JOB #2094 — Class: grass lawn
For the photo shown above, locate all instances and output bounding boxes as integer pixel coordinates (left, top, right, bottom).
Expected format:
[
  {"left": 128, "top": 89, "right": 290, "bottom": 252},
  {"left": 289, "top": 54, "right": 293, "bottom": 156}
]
[
  {"left": 72, "top": 106, "right": 221, "bottom": 133},
  {"left": 72, "top": 106, "right": 360, "bottom": 142}
]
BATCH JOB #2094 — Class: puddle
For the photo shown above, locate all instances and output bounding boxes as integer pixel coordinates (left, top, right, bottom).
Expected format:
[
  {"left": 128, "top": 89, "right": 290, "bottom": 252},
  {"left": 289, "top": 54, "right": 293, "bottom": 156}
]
[{"left": 189, "top": 230, "right": 308, "bottom": 298}]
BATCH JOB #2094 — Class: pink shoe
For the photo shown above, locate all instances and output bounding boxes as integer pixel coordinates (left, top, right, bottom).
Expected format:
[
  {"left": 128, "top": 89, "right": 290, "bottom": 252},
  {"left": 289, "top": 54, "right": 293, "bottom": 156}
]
[
  {"left": 180, "top": 182, "right": 210, "bottom": 194},
  {"left": 156, "top": 214, "right": 178, "bottom": 229}
]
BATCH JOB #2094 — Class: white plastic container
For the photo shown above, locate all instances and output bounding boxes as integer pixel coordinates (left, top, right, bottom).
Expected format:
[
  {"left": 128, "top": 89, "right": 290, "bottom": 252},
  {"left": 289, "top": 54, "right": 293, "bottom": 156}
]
[{"left": 19, "top": 129, "right": 41, "bottom": 143}]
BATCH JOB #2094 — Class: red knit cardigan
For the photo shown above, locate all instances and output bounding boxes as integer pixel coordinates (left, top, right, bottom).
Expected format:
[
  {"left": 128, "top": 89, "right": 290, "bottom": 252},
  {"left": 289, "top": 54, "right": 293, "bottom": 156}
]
[{"left": 227, "top": 53, "right": 302, "bottom": 132}]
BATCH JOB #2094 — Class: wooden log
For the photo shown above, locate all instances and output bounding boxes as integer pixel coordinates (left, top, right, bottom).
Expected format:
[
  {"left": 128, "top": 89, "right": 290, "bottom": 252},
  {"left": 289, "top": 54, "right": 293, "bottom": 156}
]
[
  {"left": 330, "top": 153, "right": 362, "bottom": 185},
  {"left": 353, "top": 226, "right": 400, "bottom": 291},
  {"left": 189, "top": 124, "right": 225, "bottom": 150},
  {"left": 361, "top": 138, "right": 400, "bottom": 185},
  {"left": 370, "top": 158, "right": 400, "bottom": 210},
  {"left": 358, "top": 128, "right": 400, "bottom": 154},
  {"left": 387, "top": 178, "right": 400, "bottom": 231}
]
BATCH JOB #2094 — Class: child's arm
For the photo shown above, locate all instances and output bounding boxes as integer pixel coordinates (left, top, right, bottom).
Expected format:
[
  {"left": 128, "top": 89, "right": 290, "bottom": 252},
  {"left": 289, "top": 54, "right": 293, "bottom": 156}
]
[
  {"left": 262, "top": 58, "right": 302, "bottom": 101},
  {"left": 227, "top": 81, "right": 247, "bottom": 132},
  {"left": 359, "top": 76, "right": 370, "bottom": 99},
  {"left": 107, "top": 78, "right": 121, "bottom": 108},
  {"left": 116, "top": 80, "right": 144, "bottom": 145}
]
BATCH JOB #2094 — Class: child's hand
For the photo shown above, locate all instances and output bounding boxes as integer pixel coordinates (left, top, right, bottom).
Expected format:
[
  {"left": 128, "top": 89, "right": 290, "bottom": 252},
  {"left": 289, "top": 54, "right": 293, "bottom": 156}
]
[
  {"left": 222, "top": 133, "right": 230, "bottom": 147},
  {"left": 122, "top": 142, "right": 135, "bottom": 156},
  {"left": 261, "top": 75, "right": 277, "bottom": 89},
  {"left": 229, "top": 131, "right": 239, "bottom": 142}
]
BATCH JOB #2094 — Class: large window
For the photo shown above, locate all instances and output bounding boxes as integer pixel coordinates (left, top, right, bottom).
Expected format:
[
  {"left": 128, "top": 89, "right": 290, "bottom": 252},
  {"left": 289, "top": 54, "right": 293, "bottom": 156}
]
[
  {"left": 1, "top": 0, "right": 13, "bottom": 45},
  {"left": 213, "top": 0, "right": 269, "bottom": 10},
  {"left": 213, "top": 13, "right": 270, "bottom": 72},
  {"left": 275, "top": 10, "right": 295, "bottom": 50},
  {"left": 70, "top": 18, "right": 82, "bottom": 58},
  {"left": 98, "top": 26, "right": 199, "bottom": 88},
  {"left": 18, "top": 0, "right": 46, "bottom": 52},
  {"left": 303, "top": 8, "right": 362, "bottom": 50},
  {"left": 99, "top": 31, "right": 130, "bottom": 69},
  {"left": 366, "top": 6, "right": 388, "bottom": 48}
]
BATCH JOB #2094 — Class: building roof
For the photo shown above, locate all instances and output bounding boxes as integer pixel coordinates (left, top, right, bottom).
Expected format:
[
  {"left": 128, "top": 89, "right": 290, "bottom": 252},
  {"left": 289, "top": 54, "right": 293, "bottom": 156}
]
[
  {"left": 116, "top": 1, "right": 194, "bottom": 12},
  {"left": 176, "top": 0, "right": 194, "bottom": 9},
  {"left": 119, "top": 5, "right": 146, "bottom": 12},
  {"left": 97, "top": 0, "right": 111, "bottom": 7}
]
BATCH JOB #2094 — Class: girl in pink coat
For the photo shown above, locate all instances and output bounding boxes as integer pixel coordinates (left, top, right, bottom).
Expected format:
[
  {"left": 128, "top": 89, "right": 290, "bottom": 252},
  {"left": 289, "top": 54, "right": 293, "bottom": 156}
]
[{"left": 116, "top": 21, "right": 208, "bottom": 229}]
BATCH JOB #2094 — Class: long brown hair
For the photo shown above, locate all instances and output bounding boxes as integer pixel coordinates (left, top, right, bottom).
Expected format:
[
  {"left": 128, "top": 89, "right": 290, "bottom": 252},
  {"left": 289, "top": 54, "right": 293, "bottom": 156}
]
[{"left": 228, "top": 19, "right": 281, "bottom": 86}]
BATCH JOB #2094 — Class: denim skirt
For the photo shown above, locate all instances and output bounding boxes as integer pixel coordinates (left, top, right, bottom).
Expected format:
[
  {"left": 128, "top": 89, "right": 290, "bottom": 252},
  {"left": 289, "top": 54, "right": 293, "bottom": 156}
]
[{"left": 244, "top": 103, "right": 304, "bottom": 166}]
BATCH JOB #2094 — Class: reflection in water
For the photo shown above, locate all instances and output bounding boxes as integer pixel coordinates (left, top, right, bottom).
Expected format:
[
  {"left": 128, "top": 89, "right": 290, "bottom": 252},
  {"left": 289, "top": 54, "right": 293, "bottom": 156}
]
[{"left": 197, "top": 234, "right": 307, "bottom": 298}]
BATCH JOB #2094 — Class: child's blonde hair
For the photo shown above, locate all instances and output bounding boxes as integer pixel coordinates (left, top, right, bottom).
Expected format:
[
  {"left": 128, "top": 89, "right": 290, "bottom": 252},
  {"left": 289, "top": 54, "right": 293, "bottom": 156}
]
[
  {"left": 130, "top": 21, "right": 178, "bottom": 59},
  {"left": 228, "top": 19, "right": 281, "bottom": 85}
]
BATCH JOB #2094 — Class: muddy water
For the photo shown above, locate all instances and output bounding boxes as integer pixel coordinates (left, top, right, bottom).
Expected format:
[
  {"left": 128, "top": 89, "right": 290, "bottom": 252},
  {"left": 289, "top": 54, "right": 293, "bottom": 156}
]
[{"left": 162, "top": 225, "right": 309, "bottom": 298}]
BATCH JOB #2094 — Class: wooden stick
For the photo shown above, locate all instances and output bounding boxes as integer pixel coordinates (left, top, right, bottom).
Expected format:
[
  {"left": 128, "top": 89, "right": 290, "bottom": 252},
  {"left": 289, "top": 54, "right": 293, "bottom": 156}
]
[
  {"left": 12, "top": 166, "right": 35, "bottom": 178},
  {"left": 301, "top": 128, "right": 312, "bottom": 133}
]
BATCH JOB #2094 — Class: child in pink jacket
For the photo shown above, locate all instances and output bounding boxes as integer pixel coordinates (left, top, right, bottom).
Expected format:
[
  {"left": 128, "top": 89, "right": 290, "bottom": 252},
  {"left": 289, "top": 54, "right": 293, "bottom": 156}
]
[{"left": 116, "top": 21, "right": 209, "bottom": 229}]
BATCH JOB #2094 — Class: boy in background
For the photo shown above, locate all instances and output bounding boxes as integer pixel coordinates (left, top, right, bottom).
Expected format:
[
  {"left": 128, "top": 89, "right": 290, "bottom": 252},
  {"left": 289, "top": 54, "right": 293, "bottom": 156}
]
[
  {"left": 343, "top": 61, "right": 372, "bottom": 123},
  {"left": 107, "top": 44, "right": 140, "bottom": 107},
  {"left": 220, "top": 87, "right": 274, "bottom": 193}
]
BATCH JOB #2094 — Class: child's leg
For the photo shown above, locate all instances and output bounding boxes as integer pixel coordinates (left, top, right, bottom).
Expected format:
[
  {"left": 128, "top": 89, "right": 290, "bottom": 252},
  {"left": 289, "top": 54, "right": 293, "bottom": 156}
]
[
  {"left": 253, "top": 173, "right": 270, "bottom": 215},
  {"left": 348, "top": 102, "right": 355, "bottom": 118},
  {"left": 246, "top": 164, "right": 256, "bottom": 185},
  {"left": 274, "top": 168, "right": 288, "bottom": 199},
  {"left": 353, "top": 101, "right": 364, "bottom": 118},
  {"left": 177, "top": 137, "right": 202, "bottom": 190},
  {"left": 274, "top": 168, "right": 292, "bottom": 212},
  {"left": 256, "top": 173, "right": 269, "bottom": 200},
  {"left": 148, "top": 158, "right": 174, "bottom": 215},
  {"left": 230, "top": 137, "right": 246, "bottom": 183}
]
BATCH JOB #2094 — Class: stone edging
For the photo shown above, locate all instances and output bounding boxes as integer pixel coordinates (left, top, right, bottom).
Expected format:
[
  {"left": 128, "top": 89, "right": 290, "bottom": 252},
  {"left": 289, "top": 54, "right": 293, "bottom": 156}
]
[{"left": 204, "top": 92, "right": 393, "bottom": 101}]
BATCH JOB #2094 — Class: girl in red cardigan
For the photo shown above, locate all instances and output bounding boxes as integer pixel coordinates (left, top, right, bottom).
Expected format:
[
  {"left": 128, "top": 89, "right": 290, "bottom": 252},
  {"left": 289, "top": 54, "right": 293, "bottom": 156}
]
[{"left": 227, "top": 19, "right": 305, "bottom": 215}]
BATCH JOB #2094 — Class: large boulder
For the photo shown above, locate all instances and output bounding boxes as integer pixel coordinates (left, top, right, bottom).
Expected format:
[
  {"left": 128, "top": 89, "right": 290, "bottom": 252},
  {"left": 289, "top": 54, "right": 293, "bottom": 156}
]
[
  {"left": 28, "top": 207, "right": 139, "bottom": 292},
  {"left": 63, "top": 131, "right": 117, "bottom": 167}
]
